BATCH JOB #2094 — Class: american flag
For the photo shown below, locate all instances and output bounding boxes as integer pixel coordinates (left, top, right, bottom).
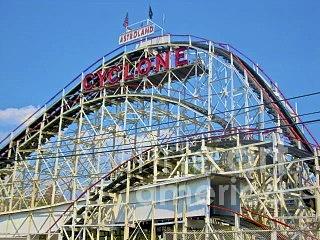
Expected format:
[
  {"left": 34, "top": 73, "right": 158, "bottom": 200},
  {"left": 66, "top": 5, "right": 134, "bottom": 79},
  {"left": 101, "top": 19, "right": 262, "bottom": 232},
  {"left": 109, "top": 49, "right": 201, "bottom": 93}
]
[{"left": 123, "top": 12, "right": 129, "bottom": 28}]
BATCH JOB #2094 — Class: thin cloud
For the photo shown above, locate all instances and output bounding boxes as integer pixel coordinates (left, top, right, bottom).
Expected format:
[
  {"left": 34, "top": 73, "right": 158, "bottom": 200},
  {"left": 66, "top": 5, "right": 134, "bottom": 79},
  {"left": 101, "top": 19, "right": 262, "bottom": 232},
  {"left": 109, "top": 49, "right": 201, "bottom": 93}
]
[
  {"left": 0, "top": 105, "right": 39, "bottom": 142},
  {"left": 0, "top": 105, "right": 39, "bottom": 126}
]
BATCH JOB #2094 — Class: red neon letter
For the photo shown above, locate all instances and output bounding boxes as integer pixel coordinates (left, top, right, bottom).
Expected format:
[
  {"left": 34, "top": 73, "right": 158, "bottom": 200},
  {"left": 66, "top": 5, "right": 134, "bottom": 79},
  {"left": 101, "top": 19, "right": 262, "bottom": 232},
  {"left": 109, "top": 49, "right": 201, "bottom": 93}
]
[
  {"left": 155, "top": 51, "right": 169, "bottom": 72},
  {"left": 175, "top": 47, "right": 188, "bottom": 67},
  {"left": 124, "top": 63, "right": 134, "bottom": 80},
  {"left": 137, "top": 58, "right": 152, "bottom": 75},
  {"left": 107, "top": 66, "right": 121, "bottom": 84},
  {"left": 95, "top": 69, "right": 107, "bottom": 87},
  {"left": 83, "top": 73, "right": 95, "bottom": 91}
]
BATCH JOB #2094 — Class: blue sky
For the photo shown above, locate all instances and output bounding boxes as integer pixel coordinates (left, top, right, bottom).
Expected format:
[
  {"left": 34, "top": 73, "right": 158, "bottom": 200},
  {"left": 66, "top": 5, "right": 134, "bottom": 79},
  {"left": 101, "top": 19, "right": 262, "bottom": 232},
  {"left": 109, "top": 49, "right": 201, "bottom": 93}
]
[{"left": 0, "top": 0, "right": 320, "bottom": 142}]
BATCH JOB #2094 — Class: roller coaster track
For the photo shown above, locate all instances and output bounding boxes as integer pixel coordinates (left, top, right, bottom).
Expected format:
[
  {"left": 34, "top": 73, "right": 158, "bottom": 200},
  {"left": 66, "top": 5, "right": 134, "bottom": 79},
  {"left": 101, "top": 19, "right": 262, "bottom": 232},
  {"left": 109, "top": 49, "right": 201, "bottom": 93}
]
[
  {"left": 0, "top": 36, "right": 314, "bottom": 164},
  {"left": 0, "top": 34, "right": 318, "bottom": 239},
  {"left": 47, "top": 136, "right": 316, "bottom": 239}
]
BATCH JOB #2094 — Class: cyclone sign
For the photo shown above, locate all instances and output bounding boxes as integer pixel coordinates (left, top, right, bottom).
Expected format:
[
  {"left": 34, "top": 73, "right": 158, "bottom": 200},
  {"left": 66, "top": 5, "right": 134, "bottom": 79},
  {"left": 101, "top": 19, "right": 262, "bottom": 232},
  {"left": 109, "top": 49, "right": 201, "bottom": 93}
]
[
  {"left": 82, "top": 47, "right": 188, "bottom": 91},
  {"left": 119, "top": 25, "right": 155, "bottom": 45}
]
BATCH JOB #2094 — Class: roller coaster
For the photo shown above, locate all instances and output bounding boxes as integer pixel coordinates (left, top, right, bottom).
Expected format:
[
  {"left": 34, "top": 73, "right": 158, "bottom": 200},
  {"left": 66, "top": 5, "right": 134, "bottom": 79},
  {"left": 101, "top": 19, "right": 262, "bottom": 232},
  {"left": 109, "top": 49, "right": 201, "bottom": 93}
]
[{"left": 0, "top": 20, "right": 319, "bottom": 240}]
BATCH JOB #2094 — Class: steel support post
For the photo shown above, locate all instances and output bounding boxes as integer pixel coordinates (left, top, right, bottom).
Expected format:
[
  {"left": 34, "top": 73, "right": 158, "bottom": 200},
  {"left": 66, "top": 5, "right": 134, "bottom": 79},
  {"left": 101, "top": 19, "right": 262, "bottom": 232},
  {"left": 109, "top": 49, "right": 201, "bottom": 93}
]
[
  {"left": 182, "top": 182, "right": 187, "bottom": 239},
  {"left": 201, "top": 137, "right": 206, "bottom": 174},
  {"left": 207, "top": 42, "right": 213, "bottom": 137},
  {"left": 97, "top": 87, "right": 107, "bottom": 177},
  {"left": 153, "top": 147, "right": 158, "bottom": 183},
  {"left": 234, "top": 214, "right": 240, "bottom": 240},
  {"left": 73, "top": 81, "right": 84, "bottom": 200},
  {"left": 259, "top": 89, "right": 265, "bottom": 141},
  {"left": 151, "top": 147, "right": 158, "bottom": 240},
  {"left": 31, "top": 107, "right": 46, "bottom": 208},
  {"left": 168, "top": 48, "right": 172, "bottom": 97},
  {"left": 176, "top": 94, "right": 181, "bottom": 152},
  {"left": 9, "top": 140, "right": 19, "bottom": 212},
  {"left": 237, "top": 131, "right": 243, "bottom": 172},
  {"left": 223, "top": 66, "right": 228, "bottom": 120},
  {"left": 205, "top": 177, "right": 211, "bottom": 240},
  {"left": 184, "top": 143, "right": 190, "bottom": 176},
  {"left": 48, "top": 97, "right": 64, "bottom": 240},
  {"left": 111, "top": 230, "right": 114, "bottom": 240},
  {"left": 173, "top": 183, "right": 178, "bottom": 240},
  {"left": 124, "top": 161, "right": 131, "bottom": 240},
  {"left": 28, "top": 107, "right": 47, "bottom": 235},
  {"left": 151, "top": 202, "right": 156, "bottom": 240},
  {"left": 96, "top": 178, "right": 104, "bottom": 240},
  {"left": 244, "top": 70, "right": 250, "bottom": 128},
  {"left": 230, "top": 53, "right": 235, "bottom": 128},
  {"left": 52, "top": 89, "right": 65, "bottom": 206},
  {"left": 70, "top": 76, "right": 85, "bottom": 240},
  {"left": 1, "top": 134, "right": 13, "bottom": 213},
  {"left": 272, "top": 133, "right": 279, "bottom": 240}
]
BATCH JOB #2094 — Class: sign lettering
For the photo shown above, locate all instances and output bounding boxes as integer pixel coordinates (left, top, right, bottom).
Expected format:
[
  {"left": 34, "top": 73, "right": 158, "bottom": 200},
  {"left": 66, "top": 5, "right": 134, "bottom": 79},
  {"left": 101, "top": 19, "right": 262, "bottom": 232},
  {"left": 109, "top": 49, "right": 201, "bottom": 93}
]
[
  {"left": 82, "top": 47, "right": 188, "bottom": 91},
  {"left": 119, "top": 25, "right": 155, "bottom": 45}
]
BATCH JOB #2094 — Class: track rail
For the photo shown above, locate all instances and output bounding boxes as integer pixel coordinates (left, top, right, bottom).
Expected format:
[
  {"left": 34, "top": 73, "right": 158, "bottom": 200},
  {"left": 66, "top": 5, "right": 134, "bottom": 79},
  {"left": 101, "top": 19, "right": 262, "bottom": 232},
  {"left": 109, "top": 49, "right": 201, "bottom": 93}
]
[{"left": 0, "top": 34, "right": 316, "bottom": 166}]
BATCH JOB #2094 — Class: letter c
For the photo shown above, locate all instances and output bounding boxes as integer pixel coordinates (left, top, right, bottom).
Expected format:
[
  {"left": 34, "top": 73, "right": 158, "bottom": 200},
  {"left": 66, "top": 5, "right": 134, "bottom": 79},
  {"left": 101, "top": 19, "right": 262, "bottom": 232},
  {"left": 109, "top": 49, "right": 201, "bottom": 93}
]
[{"left": 83, "top": 73, "right": 94, "bottom": 91}]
